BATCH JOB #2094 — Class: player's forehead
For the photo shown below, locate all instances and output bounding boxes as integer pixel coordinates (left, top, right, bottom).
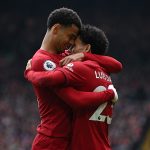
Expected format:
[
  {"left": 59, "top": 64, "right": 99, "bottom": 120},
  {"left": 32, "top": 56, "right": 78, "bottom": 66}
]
[{"left": 64, "top": 24, "right": 79, "bottom": 36}]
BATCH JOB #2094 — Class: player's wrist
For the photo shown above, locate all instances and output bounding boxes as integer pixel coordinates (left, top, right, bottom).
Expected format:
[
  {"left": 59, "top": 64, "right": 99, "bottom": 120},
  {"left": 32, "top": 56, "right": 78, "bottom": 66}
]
[
  {"left": 78, "top": 52, "right": 85, "bottom": 60},
  {"left": 24, "top": 69, "right": 30, "bottom": 79},
  {"left": 108, "top": 89, "right": 115, "bottom": 99},
  {"left": 82, "top": 52, "right": 88, "bottom": 61},
  {"left": 108, "top": 85, "right": 118, "bottom": 103}
]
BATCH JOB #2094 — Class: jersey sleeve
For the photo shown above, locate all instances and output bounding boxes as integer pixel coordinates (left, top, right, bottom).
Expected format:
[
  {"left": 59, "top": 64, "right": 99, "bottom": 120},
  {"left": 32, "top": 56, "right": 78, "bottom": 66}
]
[
  {"left": 57, "top": 61, "right": 87, "bottom": 87},
  {"left": 24, "top": 69, "right": 66, "bottom": 87},
  {"left": 24, "top": 55, "right": 67, "bottom": 87},
  {"left": 24, "top": 61, "right": 86, "bottom": 87},
  {"left": 83, "top": 52, "right": 123, "bottom": 73},
  {"left": 31, "top": 56, "right": 47, "bottom": 71},
  {"left": 55, "top": 87, "right": 114, "bottom": 110}
]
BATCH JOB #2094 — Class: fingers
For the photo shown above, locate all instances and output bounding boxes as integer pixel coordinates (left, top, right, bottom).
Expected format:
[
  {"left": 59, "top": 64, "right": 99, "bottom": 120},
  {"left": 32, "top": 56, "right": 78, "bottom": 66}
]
[
  {"left": 59, "top": 57, "right": 72, "bottom": 66},
  {"left": 59, "top": 58, "right": 65, "bottom": 66},
  {"left": 26, "top": 59, "right": 32, "bottom": 70},
  {"left": 108, "top": 85, "right": 114, "bottom": 89},
  {"left": 108, "top": 84, "right": 118, "bottom": 103},
  {"left": 112, "top": 88, "right": 118, "bottom": 102},
  {"left": 59, "top": 58, "right": 67, "bottom": 66},
  {"left": 59, "top": 53, "right": 84, "bottom": 66}
]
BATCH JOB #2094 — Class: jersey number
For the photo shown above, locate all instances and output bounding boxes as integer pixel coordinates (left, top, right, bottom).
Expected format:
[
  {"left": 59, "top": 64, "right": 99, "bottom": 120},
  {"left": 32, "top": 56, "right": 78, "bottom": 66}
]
[{"left": 89, "top": 86, "right": 112, "bottom": 124}]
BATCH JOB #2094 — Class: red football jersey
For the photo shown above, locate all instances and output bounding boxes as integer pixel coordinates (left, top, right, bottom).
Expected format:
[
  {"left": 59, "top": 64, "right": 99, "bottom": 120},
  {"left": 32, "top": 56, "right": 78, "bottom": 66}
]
[
  {"left": 58, "top": 60, "right": 114, "bottom": 150},
  {"left": 83, "top": 52, "right": 122, "bottom": 73},
  {"left": 31, "top": 49, "right": 73, "bottom": 139},
  {"left": 25, "top": 50, "right": 120, "bottom": 150}
]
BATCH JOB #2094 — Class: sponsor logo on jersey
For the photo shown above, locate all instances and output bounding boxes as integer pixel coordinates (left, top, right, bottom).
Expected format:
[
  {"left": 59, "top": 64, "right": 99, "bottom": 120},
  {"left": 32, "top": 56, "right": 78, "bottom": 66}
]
[
  {"left": 67, "top": 63, "right": 73, "bottom": 67},
  {"left": 43, "top": 60, "right": 56, "bottom": 71},
  {"left": 64, "top": 63, "right": 74, "bottom": 72}
]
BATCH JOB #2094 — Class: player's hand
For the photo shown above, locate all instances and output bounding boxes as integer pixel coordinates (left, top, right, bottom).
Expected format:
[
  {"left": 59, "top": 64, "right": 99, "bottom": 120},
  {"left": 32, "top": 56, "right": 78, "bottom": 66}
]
[
  {"left": 26, "top": 59, "right": 32, "bottom": 70},
  {"left": 108, "top": 85, "right": 118, "bottom": 103},
  {"left": 59, "top": 53, "right": 84, "bottom": 66}
]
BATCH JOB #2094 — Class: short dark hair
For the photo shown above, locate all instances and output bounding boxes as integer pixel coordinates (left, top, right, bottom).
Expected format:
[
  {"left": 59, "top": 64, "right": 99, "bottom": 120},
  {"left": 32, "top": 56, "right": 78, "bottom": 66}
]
[
  {"left": 79, "top": 24, "right": 109, "bottom": 55},
  {"left": 47, "top": 7, "right": 82, "bottom": 30}
]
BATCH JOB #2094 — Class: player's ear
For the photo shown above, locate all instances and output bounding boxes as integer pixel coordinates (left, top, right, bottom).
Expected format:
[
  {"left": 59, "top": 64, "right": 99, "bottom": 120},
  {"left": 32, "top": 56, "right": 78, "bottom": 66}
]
[
  {"left": 51, "top": 24, "right": 61, "bottom": 34},
  {"left": 84, "top": 44, "right": 91, "bottom": 53}
]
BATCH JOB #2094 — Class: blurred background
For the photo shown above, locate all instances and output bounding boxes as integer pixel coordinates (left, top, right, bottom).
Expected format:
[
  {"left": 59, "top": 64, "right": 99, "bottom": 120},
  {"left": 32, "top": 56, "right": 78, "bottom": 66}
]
[{"left": 0, "top": 0, "right": 150, "bottom": 149}]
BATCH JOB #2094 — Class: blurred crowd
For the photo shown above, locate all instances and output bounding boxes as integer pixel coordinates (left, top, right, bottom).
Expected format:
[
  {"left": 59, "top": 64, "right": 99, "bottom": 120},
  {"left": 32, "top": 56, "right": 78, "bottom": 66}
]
[{"left": 0, "top": 6, "right": 149, "bottom": 150}]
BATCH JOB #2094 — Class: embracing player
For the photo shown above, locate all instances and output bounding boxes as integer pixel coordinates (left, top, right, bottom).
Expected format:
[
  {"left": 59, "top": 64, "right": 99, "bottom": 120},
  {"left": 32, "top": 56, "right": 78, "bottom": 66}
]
[
  {"left": 25, "top": 7, "right": 122, "bottom": 150},
  {"left": 25, "top": 24, "right": 122, "bottom": 150}
]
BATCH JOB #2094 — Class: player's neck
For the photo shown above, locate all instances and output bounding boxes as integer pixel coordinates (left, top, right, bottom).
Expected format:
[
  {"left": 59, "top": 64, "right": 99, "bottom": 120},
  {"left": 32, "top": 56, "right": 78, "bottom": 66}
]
[{"left": 41, "top": 31, "right": 57, "bottom": 54}]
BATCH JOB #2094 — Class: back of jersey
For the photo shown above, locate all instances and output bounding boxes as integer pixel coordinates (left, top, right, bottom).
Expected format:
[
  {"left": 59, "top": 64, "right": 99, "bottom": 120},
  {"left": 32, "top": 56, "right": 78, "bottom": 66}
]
[{"left": 68, "top": 60, "right": 113, "bottom": 150}]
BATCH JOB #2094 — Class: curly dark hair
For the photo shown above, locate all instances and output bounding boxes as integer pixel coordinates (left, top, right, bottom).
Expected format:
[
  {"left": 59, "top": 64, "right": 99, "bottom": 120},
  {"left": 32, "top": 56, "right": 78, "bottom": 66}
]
[
  {"left": 79, "top": 24, "right": 109, "bottom": 55},
  {"left": 47, "top": 7, "right": 82, "bottom": 30}
]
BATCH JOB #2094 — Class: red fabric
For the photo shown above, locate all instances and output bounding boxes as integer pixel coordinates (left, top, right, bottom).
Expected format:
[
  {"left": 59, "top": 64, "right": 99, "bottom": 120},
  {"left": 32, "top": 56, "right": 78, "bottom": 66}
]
[
  {"left": 25, "top": 64, "right": 114, "bottom": 110},
  {"left": 25, "top": 50, "right": 116, "bottom": 150},
  {"left": 56, "top": 60, "right": 114, "bottom": 150},
  {"left": 32, "top": 133, "right": 70, "bottom": 150},
  {"left": 24, "top": 69, "right": 66, "bottom": 87},
  {"left": 84, "top": 52, "right": 123, "bottom": 73},
  {"left": 27, "top": 49, "right": 72, "bottom": 139},
  {"left": 56, "top": 87, "right": 114, "bottom": 110}
]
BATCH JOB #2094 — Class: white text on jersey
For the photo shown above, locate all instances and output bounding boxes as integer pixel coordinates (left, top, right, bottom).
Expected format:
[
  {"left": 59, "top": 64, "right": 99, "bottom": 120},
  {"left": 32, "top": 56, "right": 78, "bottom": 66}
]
[{"left": 94, "top": 71, "right": 111, "bottom": 82}]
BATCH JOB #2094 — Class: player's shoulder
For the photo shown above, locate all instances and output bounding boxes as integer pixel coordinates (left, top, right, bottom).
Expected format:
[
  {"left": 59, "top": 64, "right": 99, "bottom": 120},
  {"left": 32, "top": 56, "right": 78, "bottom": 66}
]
[
  {"left": 32, "top": 49, "right": 52, "bottom": 61},
  {"left": 32, "top": 49, "right": 58, "bottom": 71},
  {"left": 83, "top": 60, "right": 98, "bottom": 65},
  {"left": 68, "top": 61, "right": 87, "bottom": 69},
  {"left": 65, "top": 60, "right": 98, "bottom": 69},
  {"left": 83, "top": 60, "right": 104, "bottom": 69},
  {"left": 63, "top": 61, "right": 89, "bottom": 75}
]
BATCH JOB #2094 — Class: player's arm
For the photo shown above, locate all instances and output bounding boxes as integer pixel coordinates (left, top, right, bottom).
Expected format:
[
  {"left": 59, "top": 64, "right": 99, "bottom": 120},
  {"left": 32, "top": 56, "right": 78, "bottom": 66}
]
[
  {"left": 59, "top": 52, "right": 123, "bottom": 73},
  {"left": 24, "top": 57, "right": 73, "bottom": 87},
  {"left": 24, "top": 66, "right": 85, "bottom": 87},
  {"left": 24, "top": 57, "right": 49, "bottom": 83},
  {"left": 24, "top": 69, "right": 67, "bottom": 87},
  {"left": 24, "top": 59, "right": 86, "bottom": 87},
  {"left": 55, "top": 87, "right": 115, "bottom": 110},
  {"left": 83, "top": 52, "right": 123, "bottom": 73},
  {"left": 26, "top": 59, "right": 117, "bottom": 109},
  {"left": 26, "top": 68, "right": 116, "bottom": 109},
  {"left": 56, "top": 63, "right": 118, "bottom": 109}
]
